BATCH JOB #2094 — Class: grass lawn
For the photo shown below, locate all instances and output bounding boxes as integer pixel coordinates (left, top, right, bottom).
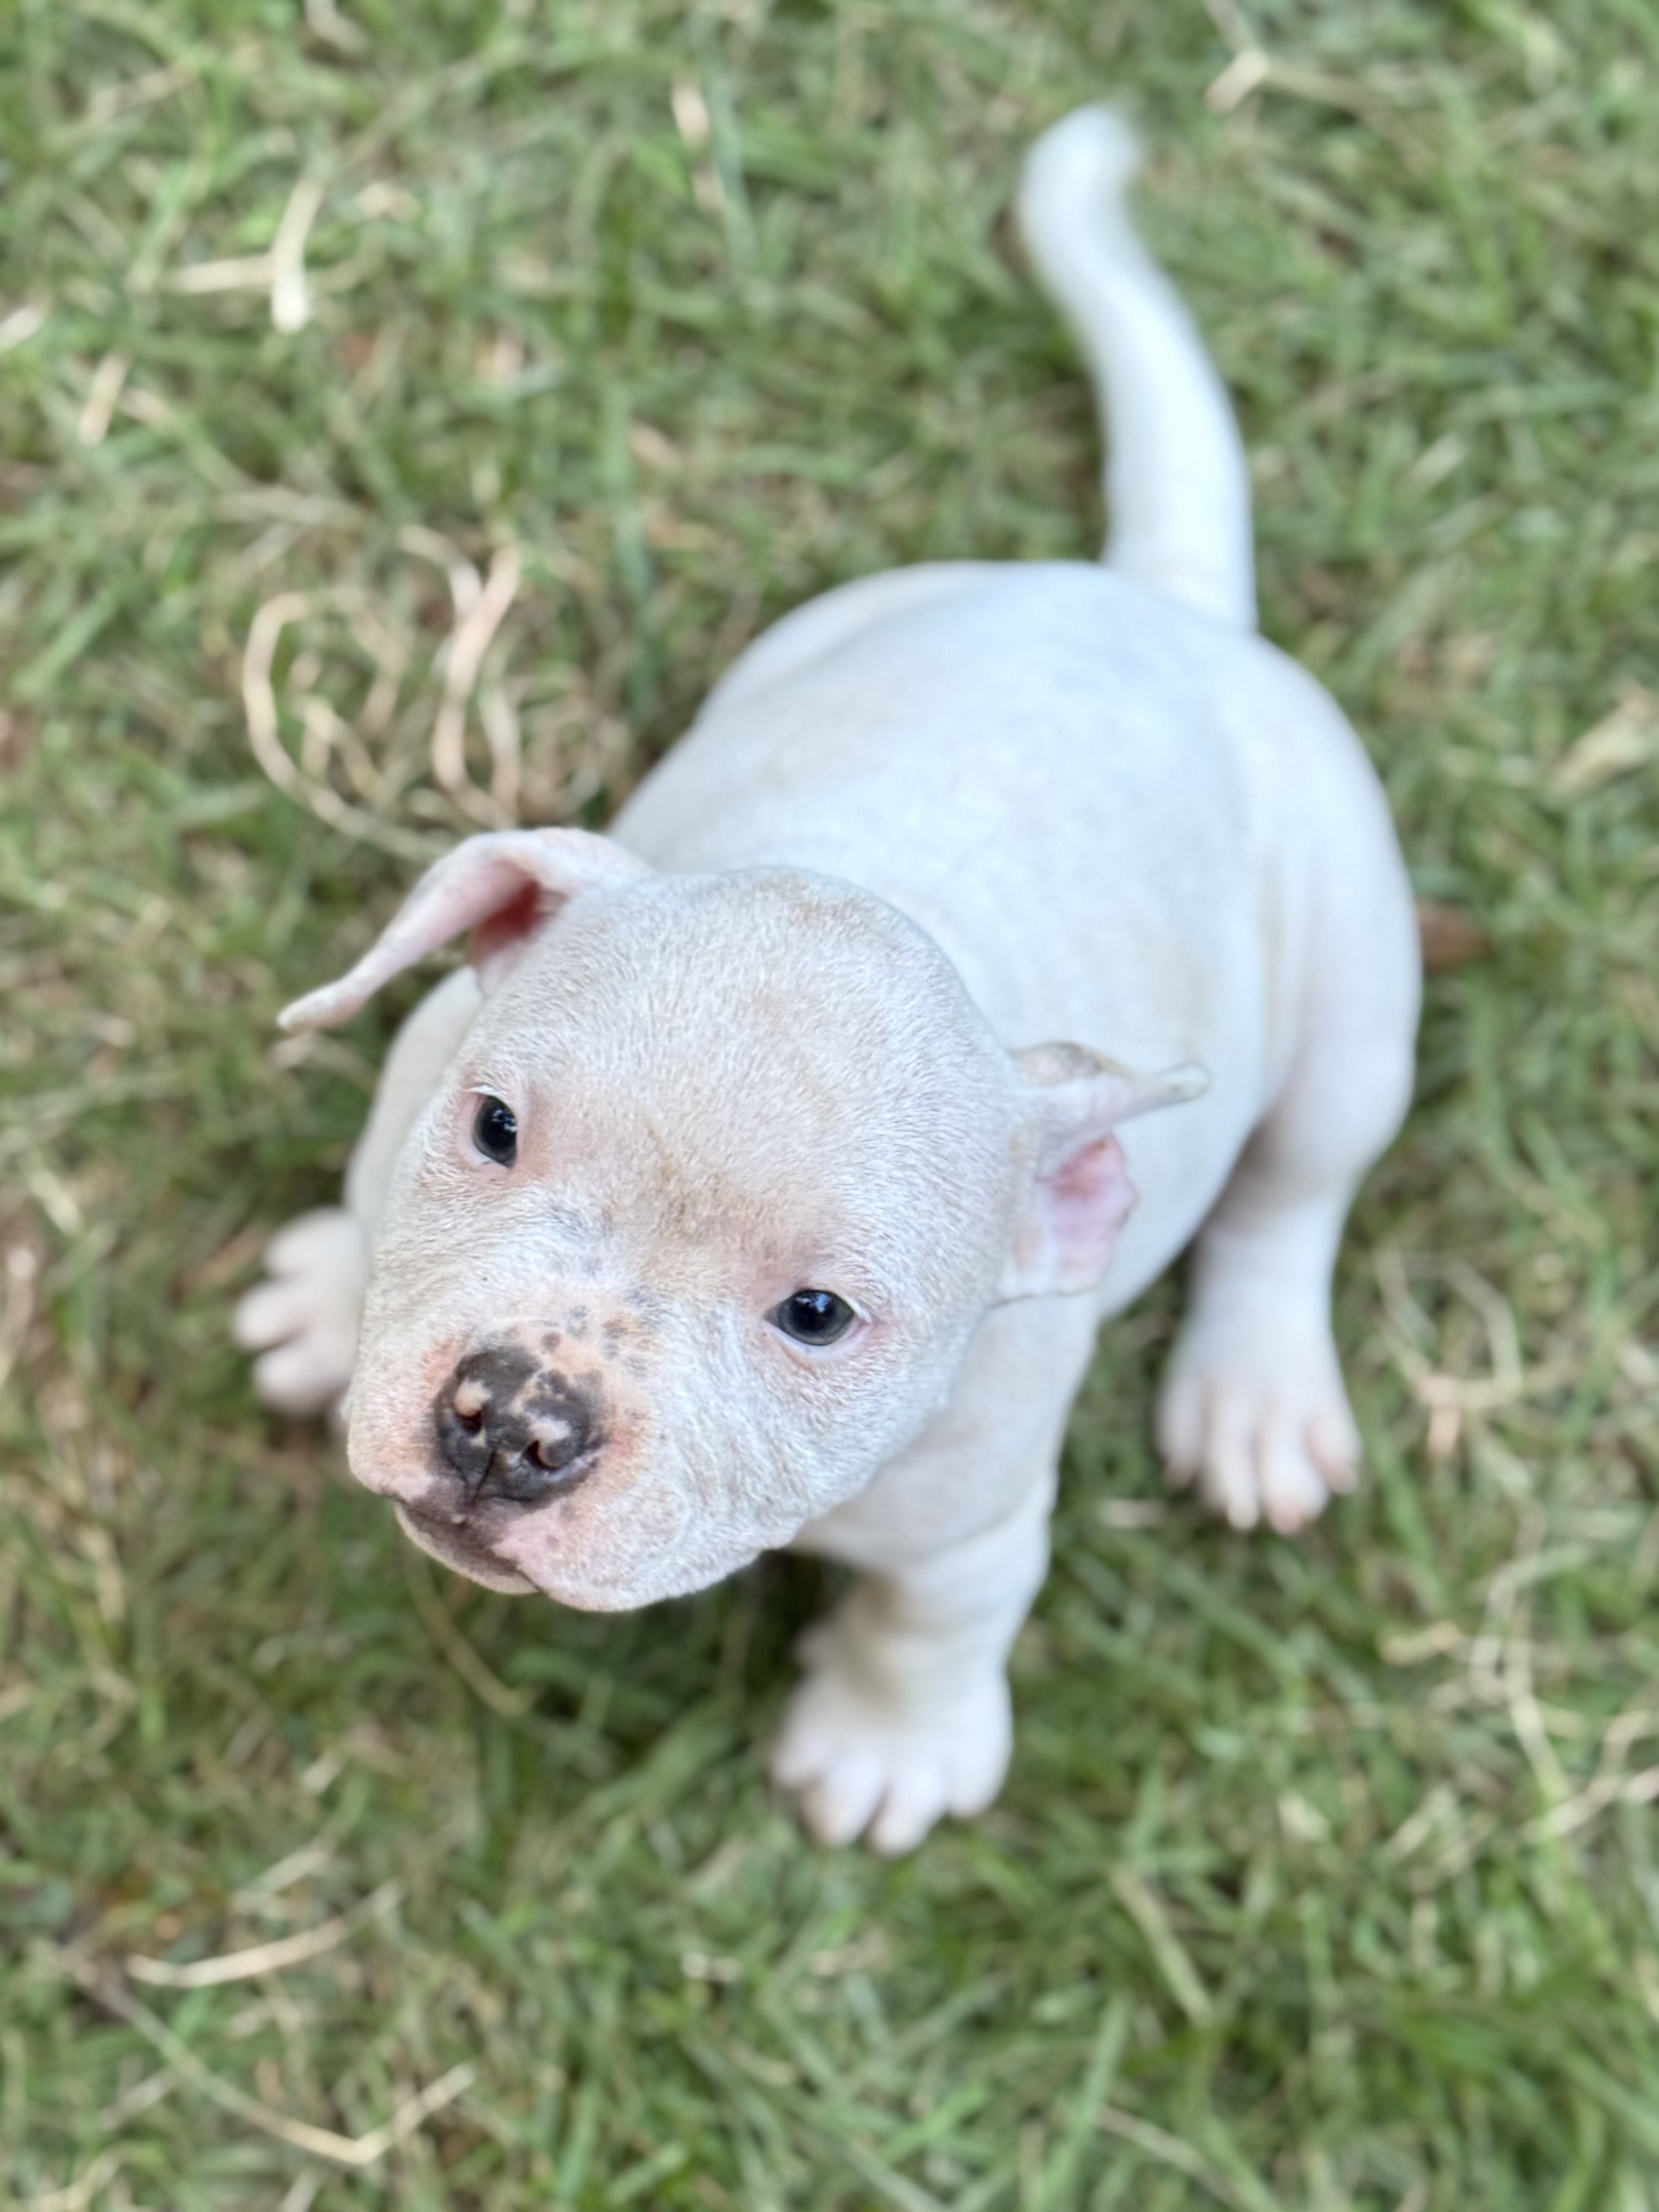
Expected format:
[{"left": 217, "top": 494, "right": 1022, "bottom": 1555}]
[{"left": 4, "top": 0, "right": 1659, "bottom": 2204}]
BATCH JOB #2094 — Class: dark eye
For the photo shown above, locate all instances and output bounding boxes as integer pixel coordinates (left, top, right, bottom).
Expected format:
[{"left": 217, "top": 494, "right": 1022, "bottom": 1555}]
[
  {"left": 472, "top": 1095, "right": 518, "bottom": 1166},
  {"left": 770, "top": 1289, "right": 857, "bottom": 1347}
]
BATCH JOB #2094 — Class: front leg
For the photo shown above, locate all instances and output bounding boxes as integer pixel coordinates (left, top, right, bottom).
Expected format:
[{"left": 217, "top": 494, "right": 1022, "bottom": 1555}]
[
  {"left": 772, "top": 1297, "right": 1095, "bottom": 1854},
  {"left": 772, "top": 1475, "right": 1053, "bottom": 1854}
]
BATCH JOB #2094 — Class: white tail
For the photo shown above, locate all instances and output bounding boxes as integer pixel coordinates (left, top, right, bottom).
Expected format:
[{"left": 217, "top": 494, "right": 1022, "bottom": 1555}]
[{"left": 1017, "top": 107, "right": 1256, "bottom": 632}]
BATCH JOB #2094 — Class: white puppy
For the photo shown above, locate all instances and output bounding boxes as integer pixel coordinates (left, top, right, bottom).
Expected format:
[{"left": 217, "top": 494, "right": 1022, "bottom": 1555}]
[{"left": 236, "top": 109, "right": 1418, "bottom": 1854}]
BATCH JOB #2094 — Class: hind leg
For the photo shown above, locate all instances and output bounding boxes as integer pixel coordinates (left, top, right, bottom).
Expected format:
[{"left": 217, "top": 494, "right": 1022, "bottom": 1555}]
[
  {"left": 234, "top": 967, "right": 481, "bottom": 1418},
  {"left": 1157, "top": 1181, "right": 1373, "bottom": 1535},
  {"left": 1157, "top": 798, "right": 1419, "bottom": 1533}
]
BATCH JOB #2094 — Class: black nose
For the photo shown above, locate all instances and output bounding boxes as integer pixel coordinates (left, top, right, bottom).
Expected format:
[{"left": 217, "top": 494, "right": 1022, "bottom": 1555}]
[{"left": 432, "top": 1347, "right": 600, "bottom": 1509}]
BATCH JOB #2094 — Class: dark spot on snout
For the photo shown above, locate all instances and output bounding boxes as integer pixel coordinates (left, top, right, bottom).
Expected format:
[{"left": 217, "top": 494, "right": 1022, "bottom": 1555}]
[{"left": 431, "top": 1345, "right": 603, "bottom": 1511}]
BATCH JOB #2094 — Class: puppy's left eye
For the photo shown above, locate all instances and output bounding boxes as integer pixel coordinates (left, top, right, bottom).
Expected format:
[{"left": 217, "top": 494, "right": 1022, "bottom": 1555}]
[
  {"left": 770, "top": 1289, "right": 857, "bottom": 1346},
  {"left": 472, "top": 1095, "right": 518, "bottom": 1166}
]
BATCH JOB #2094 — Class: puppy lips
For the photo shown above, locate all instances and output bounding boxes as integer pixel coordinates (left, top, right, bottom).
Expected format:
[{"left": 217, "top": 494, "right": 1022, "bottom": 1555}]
[
  {"left": 498, "top": 1522, "right": 767, "bottom": 1612},
  {"left": 498, "top": 1539, "right": 765, "bottom": 1610},
  {"left": 392, "top": 1446, "right": 779, "bottom": 1610},
  {"left": 393, "top": 1502, "right": 538, "bottom": 1595},
  {"left": 388, "top": 1492, "right": 746, "bottom": 1612},
  {"left": 366, "top": 1405, "right": 705, "bottom": 1602}
]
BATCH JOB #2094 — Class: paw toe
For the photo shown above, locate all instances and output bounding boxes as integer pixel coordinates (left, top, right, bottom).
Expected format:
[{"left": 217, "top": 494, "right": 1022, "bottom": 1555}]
[
  {"left": 799, "top": 1752, "right": 887, "bottom": 1849},
  {"left": 1158, "top": 1328, "right": 1360, "bottom": 1538},
  {"left": 265, "top": 1208, "right": 364, "bottom": 1279},
  {"left": 1259, "top": 1418, "right": 1332, "bottom": 1535},
  {"left": 772, "top": 1638, "right": 1012, "bottom": 1852},
  {"left": 232, "top": 1277, "right": 310, "bottom": 1352},
  {"left": 1153, "top": 1380, "right": 1204, "bottom": 1483},
  {"left": 867, "top": 1769, "right": 949, "bottom": 1859},
  {"left": 251, "top": 1337, "right": 351, "bottom": 1418},
  {"left": 1195, "top": 1397, "right": 1262, "bottom": 1530},
  {"left": 768, "top": 1711, "right": 826, "bottom": 1795},
  {"left": 1308, "top": 1407, "right": 1361, "bottom": 1492}
]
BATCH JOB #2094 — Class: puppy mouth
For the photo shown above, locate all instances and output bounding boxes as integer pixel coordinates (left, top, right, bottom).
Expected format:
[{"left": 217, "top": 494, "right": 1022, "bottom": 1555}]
[
  {"left": 394, "top": 1496, "right": 761, "bottom": 1613},
  {"left": 394, "top": 1501, "right": 537, "bottom": 1595}
]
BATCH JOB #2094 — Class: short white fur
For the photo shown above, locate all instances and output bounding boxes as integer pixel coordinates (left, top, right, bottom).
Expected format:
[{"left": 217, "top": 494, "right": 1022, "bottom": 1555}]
[{"left": 236, "top": 107, "right": 1419, "bottom": 1855}]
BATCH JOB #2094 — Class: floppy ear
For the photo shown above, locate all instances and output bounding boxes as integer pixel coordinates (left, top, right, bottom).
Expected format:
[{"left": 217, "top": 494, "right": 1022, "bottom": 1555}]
[
  {"left": 999, "top": 1042, "right": 1208, "bottom": 1300},
  {"left": 278, "top": 828, "right": 650, "bottom": 1032}
]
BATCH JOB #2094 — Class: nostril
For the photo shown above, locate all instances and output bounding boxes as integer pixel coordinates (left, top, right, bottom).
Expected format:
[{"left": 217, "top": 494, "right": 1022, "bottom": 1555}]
[
  {"left": 434, "top": 1375, "right": 497, "bottom": 1485},
  {"left": 451, "top": 1379, "right": 490, "bottom": 1432},
  {"left": 522, "top": 1419, "right": 577, "bottom": 1474}
]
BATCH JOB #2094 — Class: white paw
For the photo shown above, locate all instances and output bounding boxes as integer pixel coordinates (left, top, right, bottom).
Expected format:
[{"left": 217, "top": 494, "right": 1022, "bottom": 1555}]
[
  {"left": 1155, "top": 1318, "right": 1360, "bottom": 1535},
  {"left": 770, "top": 1625, "right": 1012, "bottom": 1856},
  {"left": 232, "top": 1208, "right": 368, "bottom": 1418}
]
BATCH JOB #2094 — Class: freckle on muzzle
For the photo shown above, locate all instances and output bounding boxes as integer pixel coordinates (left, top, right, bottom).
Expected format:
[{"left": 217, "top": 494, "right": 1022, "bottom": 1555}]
[{"left": 431, "top": 1344, "right": 602, "bottom": 1512}]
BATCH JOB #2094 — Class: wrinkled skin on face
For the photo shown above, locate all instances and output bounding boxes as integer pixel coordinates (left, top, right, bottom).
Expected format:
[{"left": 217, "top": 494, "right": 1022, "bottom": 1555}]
[{"left": 347, "top": 872, "right": 1026, "bottom": 1608}]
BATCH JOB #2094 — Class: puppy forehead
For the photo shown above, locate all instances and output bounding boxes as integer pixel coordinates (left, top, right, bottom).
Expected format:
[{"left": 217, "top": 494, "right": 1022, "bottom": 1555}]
[
  {"left": 476, "top": 867, "right": 999, "bottom": 1104},
  {"left": 446, "top": 869, "right": 1009, "bottom": 1263}
]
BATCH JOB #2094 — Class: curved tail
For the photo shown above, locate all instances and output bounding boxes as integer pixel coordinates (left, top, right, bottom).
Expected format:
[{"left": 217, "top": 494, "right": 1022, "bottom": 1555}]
[{"left": 1017, "top": 107, "right": 1256, "bottom": 632}]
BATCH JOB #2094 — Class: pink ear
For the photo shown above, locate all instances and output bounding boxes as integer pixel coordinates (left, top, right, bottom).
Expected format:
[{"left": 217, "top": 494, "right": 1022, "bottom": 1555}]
[
  {"left": 1029, "top": 1132, "right": 1137, "bottom": 1293},
  {"left": 278, "top": 828, "right": 649, "bottom": 1031},
  {"left": 1000, "top": 1044, "right": 1207, "bottom": 1300}
]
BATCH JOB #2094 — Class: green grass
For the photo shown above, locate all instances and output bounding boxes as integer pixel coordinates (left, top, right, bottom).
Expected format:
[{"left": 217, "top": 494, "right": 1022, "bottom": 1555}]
[{"left": 3, "top": 0, "right": 1658, "bottom": 2204}]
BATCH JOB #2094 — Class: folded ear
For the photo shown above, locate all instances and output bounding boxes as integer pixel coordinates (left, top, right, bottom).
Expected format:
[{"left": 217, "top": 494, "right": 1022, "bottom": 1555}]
[
  {"left": 999, "top": 1042, "right": 1208, "bottom": 1300},
  {"left": 278, "top": 828, "right": 650, "bottom": 1032}
]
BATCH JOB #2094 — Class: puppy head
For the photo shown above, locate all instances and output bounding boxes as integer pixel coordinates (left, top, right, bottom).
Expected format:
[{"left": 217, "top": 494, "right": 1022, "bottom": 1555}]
[{"left": 284, "top": 831, "right": 1202, "bottom": 1608}]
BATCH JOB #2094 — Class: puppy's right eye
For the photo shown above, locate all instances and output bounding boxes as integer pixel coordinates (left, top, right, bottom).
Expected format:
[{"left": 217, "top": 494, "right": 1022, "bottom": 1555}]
[
  {"left": 472, "top": 1096, "right": 518, "bottom": 1166},
  {"left": 771, "top": 1288, "right": 857, "bottom": 1346}
]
